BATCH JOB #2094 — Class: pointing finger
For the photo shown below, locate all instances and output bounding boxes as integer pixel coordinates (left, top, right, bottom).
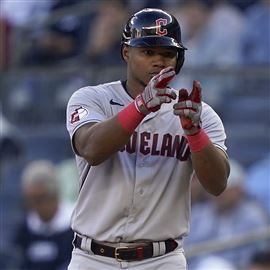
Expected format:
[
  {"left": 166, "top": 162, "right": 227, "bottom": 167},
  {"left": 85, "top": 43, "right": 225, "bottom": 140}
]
[
  {"left": 178, "top": 89, "right": 189, "bottom": 102},
  {"left": 190, "top": 80, "right": 202, "bottom": 103},
  {"left": 155, "top": 67, "right": 176, "bottom": 88}
]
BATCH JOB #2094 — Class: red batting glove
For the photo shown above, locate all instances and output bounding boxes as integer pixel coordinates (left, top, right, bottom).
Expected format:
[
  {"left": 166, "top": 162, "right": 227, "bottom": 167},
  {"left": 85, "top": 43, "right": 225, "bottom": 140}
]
[
  {"left": 173, "top": 80, "right": 202, "bottom": 135},
  {"left": 135, "top": 67, "right": 177, "bottom": 115}
]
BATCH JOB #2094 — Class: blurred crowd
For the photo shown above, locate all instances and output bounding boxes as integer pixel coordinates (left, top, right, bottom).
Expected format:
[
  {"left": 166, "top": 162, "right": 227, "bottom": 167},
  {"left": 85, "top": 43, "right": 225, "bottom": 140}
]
[
  {"left": 0, "top": 0, "right": 269, "bottom": 70},
  {"left": 186, "top": 159, "right": 270, "bottom": 269},
  {"left": 0, "top": 0, "right": 269, "bottom": 270},
  {"left": 0, "top": 0, "right": 269, "bottom": 123}
]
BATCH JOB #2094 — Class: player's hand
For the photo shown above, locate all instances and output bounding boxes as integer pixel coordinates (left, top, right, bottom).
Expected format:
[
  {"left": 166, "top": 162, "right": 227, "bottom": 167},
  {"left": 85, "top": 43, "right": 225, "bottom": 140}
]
[
  {"left": 135, "top": 67, "right": 177, "bottom": 114},
  {"left": 173, "top": 80, "right": 202, "bottom": 135}
]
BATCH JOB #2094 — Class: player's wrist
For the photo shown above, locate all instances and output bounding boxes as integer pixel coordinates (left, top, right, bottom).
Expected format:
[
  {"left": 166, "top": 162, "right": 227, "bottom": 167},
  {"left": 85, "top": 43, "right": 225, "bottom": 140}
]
[
  {"left": 183, "top": 126, "right": 200, "bottom": 136},
  {"left": 134, "top": 94, "right": 150, "bottom": 115},
  {"left": 117, "top": 101, "right": 146, "bottom": 133},
  {"left": 181, "top": 118, "right": 200, "bottom": 136},
  {"left": 186, "top": 128, "right": 210, "bottom": 153}
]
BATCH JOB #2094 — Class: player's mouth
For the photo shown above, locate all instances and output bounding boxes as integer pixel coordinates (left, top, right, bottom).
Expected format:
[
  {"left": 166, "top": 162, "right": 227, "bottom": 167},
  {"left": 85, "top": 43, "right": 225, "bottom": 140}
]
[{"left": 149, "top": 71, "right": 161, "bottom": 78}]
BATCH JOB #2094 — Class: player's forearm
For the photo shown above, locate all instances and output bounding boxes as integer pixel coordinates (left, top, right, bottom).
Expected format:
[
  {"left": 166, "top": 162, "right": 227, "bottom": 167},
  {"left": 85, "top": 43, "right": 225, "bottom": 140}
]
[
  {"left": 75, "top": 98, "right": 149, "bottom": 165},
  {"left": 75, "top": 116, "right": 133, "bottom": 166},
  {"left": 191, "top": 143, "right": 230, "bottom": 196}
]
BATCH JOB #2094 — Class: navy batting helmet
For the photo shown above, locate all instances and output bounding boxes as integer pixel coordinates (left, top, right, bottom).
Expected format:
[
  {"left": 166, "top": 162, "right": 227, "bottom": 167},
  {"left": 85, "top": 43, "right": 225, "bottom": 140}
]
[{"left": 121, "top": 8, "right": 187, "bottom": 74}]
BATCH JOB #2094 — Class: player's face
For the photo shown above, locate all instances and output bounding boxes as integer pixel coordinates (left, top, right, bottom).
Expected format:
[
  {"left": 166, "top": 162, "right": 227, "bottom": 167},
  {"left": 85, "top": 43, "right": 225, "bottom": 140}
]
[{"left": 123, "top": 45, "right": 177, "bottom": 94}]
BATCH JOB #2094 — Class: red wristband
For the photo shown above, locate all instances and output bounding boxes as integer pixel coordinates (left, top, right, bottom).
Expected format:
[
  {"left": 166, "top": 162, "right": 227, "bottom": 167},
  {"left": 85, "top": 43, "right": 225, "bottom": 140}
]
[
  {"left": 117, "top": 101, "right": 145, "bottom": 133},
  {"left": 186, "top": 129, "right": 210, "bottom": 153}
]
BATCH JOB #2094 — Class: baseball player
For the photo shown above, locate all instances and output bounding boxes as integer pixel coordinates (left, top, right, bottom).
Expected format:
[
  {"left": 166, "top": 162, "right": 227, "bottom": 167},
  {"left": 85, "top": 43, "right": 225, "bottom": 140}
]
[{"left": 66, "top": 8, "right": 230, "bottom": 270}]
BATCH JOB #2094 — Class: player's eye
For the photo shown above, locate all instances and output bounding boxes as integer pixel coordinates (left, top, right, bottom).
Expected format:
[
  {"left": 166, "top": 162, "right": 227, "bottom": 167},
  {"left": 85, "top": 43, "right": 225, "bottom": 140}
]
[
  {"left": 162, "top": 50, "right": 178, "bottom": 59},
  {"left": 142, "top": 49, "right": 155, "bottom": 56}
]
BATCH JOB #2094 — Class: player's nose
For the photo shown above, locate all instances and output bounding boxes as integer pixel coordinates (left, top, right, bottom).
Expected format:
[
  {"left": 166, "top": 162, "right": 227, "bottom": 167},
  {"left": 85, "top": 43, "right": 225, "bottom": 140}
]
[{"left": 152, "top": 54, "right": 167, "bottom": 69}]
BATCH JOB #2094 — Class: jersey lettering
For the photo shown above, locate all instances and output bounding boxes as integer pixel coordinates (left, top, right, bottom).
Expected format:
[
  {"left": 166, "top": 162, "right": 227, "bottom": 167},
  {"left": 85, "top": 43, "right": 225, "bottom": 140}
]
[
  {"left": 126, "top": 133, "right": 137, "bottom": 153},
  {"left": 121, "top": 131, "right": 190, "bottom": 161},
  {"left": 160, "top": 134, "right": 172, "bottom": 157},
  {"left": 151, "top": 134, "right": 160, "bottom": 155},
  {"left": 155, "top": 18, "right": 168, "bottom": 36},
  {"left": 172, "top": 135, "right": 190, "bottom": 161},
  {"left": 140, "top": 132, "right": 151, "bottom": 155}
]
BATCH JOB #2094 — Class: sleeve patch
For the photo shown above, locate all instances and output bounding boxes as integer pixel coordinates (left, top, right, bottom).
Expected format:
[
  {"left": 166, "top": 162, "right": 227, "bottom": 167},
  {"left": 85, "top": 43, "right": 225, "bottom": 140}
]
[{"left": 70, "top": 107, "right": 88, "bottom": 124}]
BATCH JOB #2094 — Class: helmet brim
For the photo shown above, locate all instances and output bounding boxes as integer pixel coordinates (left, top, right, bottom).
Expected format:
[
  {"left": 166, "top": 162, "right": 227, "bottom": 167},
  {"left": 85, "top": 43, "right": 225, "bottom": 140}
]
[{"left": 124, "top": 36, "right": 187, "bottom": 50}]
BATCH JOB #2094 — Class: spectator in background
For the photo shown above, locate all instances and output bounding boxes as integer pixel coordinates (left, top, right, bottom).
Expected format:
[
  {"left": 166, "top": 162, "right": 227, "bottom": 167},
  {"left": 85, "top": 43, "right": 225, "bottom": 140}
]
[
  {"left": 185, "top": 159, "right": 269, "bottom": 269},
  {"left": 171, "top": 0, "right": 244, "bottom": 68},
  {"left": 228, "top": 0, "right": 270, "bottom": 129},
  {"left": 170, "top": 0, "right": 244, "bottom": 108},
  {"left": 22, "top": 0, "right": 86, "bottom": 66},
  {"left": 0, "top": 0, "right": 52, "bottom": 69},
  {"left": 13, "top": 160, "right": 74, "bottom": 270},
  {"left": 84, "top": 0, "right": 129, "bottom": 67},
  {"left": 0, "top": 0, "right": 52, "bottom": 27},
  {"left": 240, "top": 0, "right": 270, "bottom": 65},
  {"left": 0, "top": 112, "right": 25, "bottom": 269}
]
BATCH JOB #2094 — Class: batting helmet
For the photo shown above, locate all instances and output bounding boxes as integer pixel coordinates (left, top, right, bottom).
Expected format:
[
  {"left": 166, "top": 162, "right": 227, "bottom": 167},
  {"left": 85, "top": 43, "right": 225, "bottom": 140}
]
[{"left": 121, "top": 8, "right": 187, "bottom": 74}]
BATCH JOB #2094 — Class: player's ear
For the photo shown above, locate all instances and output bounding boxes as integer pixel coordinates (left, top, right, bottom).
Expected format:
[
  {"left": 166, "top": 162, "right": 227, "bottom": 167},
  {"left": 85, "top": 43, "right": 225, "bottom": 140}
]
[{"left": 122, "top": 45, "right": 130, "bottom": 62}]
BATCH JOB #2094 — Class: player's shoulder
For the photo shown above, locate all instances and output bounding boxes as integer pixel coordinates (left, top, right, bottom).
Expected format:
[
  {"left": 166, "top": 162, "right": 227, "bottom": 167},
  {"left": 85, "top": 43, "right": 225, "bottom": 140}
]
[
  {"left": 69, "top": 80, "right": 122, "bottom": 100},
  {"left": 202, "top": 101, "right": 218, "bottom": 116},
  {"left": 201, "top": 101, "right": 224, "bottom": 123},
  {"left": 75, "top": 80, "right": 121, "bottom": 94},
  {"left": 202, "top": 101, "right": 213, "bottom": 111}
]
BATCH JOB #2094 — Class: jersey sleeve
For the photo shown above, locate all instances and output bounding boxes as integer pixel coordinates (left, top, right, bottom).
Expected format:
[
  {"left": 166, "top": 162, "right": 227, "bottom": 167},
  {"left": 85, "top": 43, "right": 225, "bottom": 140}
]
[
  {"left": 66, "top": 86, "right": 107, "bottom": 153},
  {"left": 201, "top": 102, "right": 227, "bottom": 154}
]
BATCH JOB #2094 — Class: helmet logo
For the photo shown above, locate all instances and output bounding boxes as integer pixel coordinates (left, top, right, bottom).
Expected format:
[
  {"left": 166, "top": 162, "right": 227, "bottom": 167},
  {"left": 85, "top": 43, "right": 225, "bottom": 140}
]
[{"left": 155, "top": 18, "right": 168, "bottom": 36}]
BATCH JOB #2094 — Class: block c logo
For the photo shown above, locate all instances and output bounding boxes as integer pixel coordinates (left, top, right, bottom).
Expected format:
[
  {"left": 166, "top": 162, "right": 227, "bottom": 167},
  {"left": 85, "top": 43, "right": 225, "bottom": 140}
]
[{"left": 155, "top": 18, "right": 168, "bottom": 36}]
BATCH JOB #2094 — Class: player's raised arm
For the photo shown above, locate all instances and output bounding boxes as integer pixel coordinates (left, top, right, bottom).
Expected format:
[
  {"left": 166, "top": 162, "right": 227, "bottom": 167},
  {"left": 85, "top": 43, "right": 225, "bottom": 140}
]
[
  {"left": 173, "top": 80, "right": 230, "bottom": 195},
  {"left": 74, "top": 67, "right": 176, "bottom": 166}
]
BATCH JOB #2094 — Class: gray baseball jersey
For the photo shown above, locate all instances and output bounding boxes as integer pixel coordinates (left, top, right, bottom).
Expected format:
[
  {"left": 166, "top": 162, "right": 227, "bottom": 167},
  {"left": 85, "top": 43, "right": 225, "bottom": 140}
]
[{"left": 66, "top": 80, "right": 227, "bottom": 243}]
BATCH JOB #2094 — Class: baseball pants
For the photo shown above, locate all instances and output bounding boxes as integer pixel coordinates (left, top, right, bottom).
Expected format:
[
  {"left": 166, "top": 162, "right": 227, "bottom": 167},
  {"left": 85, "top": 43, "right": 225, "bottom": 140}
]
[{"left": 68, "top": 246, "right": 187, "bottom": 270}]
